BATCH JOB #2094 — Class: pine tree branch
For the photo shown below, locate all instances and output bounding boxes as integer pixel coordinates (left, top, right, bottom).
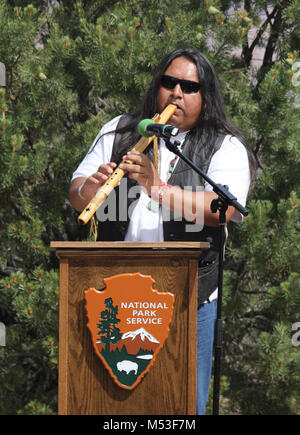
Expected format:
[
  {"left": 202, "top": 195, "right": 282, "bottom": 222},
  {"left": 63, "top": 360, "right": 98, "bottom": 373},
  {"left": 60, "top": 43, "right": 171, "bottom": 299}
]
[
  {"left": 240, "top": 309, "right": 276, "bottom": 333},
  {"left": 243, "top": 309, "right": 276, "bottom": 321},
  {"left": 262, "top": 6, "right": 282, "bottom": 69},
  {"left": 24, "top": 127, "right": 35, "bottom": 152},
  {"left": 0, "top": 265, "right": 23, "bottom": 277},
  {"left": 242, "top": 6, "right": 278, "bottom": 68},
  {"left": 238, "top": 289, "right": 268, "bottom": 295},
  {"left": 214, "top": 29, "right": 236, "bottom": 58},
  {"left": 253, "top": 138, "right": 265, "bottom": 170},
  {"left": 8, "top": 194, "right": 31, "bottom": 223},
  {"left": 253, "top": 3, "right": 289, "bottom": 98}
]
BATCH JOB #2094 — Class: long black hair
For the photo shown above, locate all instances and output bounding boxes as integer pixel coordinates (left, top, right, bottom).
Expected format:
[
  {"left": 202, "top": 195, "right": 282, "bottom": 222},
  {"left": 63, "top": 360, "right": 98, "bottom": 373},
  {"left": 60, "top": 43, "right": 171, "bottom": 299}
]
[{"left": 94, "top": 46, "right": 257, "bottom": 186}]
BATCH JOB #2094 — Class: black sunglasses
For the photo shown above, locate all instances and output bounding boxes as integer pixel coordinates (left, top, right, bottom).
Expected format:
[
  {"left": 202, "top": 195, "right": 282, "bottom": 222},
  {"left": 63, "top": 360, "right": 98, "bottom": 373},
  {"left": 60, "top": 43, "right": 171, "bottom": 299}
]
[{"left": 160, "top": 74, "right": 201, "bottom": 94}]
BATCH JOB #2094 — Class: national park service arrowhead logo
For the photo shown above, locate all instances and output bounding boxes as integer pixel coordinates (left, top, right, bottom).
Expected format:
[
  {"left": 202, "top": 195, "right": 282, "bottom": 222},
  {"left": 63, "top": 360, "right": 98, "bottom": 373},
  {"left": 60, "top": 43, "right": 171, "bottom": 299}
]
[{"left": 84, "top": 272, "right": 174, "bottom": 390}]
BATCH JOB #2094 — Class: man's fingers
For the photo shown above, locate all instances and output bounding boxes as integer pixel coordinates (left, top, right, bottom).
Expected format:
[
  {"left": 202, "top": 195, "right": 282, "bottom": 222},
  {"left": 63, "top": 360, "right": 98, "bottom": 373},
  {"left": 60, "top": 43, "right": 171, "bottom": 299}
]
[
  {"left": 119, "top": 161, "right": 143, "bottom": 174},
  {"left": 89, "top": 173, "right": 109, "bottom": 184},
  {"left": 98, "top": 162, "right": 117, "bottom": 175},
  {"left": 120, "top": 151, "right": 149, "bottom": 171}
]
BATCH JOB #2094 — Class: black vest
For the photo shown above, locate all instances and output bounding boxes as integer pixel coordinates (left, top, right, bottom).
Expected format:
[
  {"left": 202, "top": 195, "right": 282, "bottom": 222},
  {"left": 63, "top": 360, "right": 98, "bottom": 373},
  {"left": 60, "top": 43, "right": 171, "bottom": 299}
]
[{"left": 97, "top": 115, "right": 225, "bottom": 305}]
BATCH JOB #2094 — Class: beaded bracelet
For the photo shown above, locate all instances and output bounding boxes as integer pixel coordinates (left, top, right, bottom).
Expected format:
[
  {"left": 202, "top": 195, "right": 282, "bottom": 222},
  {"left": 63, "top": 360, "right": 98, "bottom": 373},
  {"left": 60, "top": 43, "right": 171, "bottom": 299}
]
[
  {"left": 157, "top": 183, "right": 169, "bottom": 203},
  {"left": 147, "top": 180, "right": 169, "bottom": 213},
  {"left": 150, "top": 180, "right": 169, "bottom": 203},
  {"left": 150, "top": 180, "right": 164, "bottom": 201}
]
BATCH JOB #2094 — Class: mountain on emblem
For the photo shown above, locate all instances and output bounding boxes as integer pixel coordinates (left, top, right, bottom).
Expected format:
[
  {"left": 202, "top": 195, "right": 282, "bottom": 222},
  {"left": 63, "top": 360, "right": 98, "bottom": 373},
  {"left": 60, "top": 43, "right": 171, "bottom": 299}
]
[
  {"left": 97, "top": 327, "right": 160, "bottom": 356},
  {"left": 84, "top": 273, "right": 174, "bottom": 389},
  {"left": 122, "top": 327, "right": 160, "bottom": 345}
]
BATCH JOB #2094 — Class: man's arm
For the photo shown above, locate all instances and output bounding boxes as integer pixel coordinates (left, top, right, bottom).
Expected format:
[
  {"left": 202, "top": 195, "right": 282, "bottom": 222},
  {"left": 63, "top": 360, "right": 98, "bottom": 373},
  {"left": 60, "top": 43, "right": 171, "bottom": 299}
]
[
  {"left": 119, "top": 150, "right": 235, "bottom": 227},
  {"left": 69, "top": 162, "right": 117, "bottom": 212}
]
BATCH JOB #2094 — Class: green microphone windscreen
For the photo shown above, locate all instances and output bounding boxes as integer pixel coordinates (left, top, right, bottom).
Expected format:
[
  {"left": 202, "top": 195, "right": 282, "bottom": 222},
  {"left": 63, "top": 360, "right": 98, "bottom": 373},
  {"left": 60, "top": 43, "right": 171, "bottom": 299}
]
[{"left": 138, "top": 119, "right": 154, "bottom": 137}]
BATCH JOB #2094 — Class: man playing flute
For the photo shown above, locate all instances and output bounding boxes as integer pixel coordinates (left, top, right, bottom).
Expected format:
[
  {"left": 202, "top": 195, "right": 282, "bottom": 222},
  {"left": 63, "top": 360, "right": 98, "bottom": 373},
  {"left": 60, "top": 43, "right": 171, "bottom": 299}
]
[{"left": 69, "top": 46, "right": 256, "bottom": 414}]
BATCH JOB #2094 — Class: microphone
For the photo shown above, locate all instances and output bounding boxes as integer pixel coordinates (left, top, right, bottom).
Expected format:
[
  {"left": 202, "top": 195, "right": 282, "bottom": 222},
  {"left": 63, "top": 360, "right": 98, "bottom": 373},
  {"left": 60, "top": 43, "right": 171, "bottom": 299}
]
[{"left": 138, "top": 118, "right": 179, "bottom": 138}]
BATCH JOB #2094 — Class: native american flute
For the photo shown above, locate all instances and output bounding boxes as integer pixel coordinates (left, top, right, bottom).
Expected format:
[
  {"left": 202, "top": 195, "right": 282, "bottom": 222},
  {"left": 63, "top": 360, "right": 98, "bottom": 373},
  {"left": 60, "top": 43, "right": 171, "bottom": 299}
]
[{"left": 77, "top": 104, "right": 177, "bottom": 225}]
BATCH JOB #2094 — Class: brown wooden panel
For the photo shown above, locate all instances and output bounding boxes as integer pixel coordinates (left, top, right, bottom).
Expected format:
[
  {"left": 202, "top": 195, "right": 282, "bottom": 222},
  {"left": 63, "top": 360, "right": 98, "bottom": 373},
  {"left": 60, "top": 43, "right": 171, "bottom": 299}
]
[
  {"left": 57, "top": 257, "right": 69, "bottom": 414},
  {"left": 55, "top": 246, "right": 200, "bottom": 415},
  {"left": 51, "top": 241, "right": 209, "bottom": 250}
]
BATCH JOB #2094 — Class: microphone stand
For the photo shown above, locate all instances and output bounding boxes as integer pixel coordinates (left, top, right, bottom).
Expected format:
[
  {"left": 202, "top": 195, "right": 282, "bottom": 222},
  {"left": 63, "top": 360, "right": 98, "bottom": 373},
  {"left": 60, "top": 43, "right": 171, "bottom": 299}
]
[{"left": 164, "top": 138, "right": 248, "bottom": 415}]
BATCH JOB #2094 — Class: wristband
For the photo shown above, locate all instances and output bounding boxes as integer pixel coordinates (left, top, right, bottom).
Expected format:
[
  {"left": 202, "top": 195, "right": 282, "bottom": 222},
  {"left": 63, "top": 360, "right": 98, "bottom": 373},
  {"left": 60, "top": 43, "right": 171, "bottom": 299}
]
[
  {"left": 147, "top": 180, "right": 169, "bottom": 213},
  {"left": 158, "top": 183, "right": 169, "bottom": 203},
  {"left": 77, "top": 183, "right": 86, "bottom": 200},
  {"left": 150, "top": 180, "right": 169, "bottom": 203},
  {"left": 149, "top": 180, "right": 164, "bottom": 202}
]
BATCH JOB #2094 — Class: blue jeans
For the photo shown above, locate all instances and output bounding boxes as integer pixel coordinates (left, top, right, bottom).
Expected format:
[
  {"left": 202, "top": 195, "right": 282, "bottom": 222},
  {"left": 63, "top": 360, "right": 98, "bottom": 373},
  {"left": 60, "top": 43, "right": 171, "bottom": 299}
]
[{"left": 196, "top": 299, "right": 217, "bottom": 415}]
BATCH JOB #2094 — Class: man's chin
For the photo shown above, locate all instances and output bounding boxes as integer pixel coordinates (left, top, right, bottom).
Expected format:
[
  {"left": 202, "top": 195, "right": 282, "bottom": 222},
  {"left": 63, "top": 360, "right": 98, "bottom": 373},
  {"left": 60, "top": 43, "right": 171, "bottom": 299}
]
[{"left": 168, "top": 111, "right": 183, "bottom": 128}]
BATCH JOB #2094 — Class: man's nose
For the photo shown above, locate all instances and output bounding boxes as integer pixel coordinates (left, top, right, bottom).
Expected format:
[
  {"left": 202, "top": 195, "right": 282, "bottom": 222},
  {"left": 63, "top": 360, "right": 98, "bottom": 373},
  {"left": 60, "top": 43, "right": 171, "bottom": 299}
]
[{"left": 171, "top": 83, "right": 184, "bottom": 98}]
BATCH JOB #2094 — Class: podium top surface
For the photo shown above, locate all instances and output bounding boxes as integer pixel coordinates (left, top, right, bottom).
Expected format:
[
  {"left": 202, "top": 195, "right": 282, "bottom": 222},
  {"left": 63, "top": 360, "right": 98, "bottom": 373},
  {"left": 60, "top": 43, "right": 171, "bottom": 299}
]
[{"left": 50, "top": 241, "right": 210, "bottom": 250}]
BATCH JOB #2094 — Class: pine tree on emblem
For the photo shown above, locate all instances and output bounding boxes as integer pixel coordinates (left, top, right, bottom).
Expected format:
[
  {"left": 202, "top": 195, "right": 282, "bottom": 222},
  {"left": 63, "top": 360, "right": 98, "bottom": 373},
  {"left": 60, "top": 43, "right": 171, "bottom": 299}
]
[{"left": 97, "top": 298, "right": 122, "bottom": 353}]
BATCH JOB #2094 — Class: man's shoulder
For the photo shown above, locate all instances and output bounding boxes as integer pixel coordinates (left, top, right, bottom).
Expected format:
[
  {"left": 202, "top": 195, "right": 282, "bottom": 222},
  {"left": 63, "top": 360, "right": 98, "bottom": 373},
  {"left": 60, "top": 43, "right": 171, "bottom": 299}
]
[
  {"left": 211, "top": 134, "right": 248, "bottom": 160},
  {"left": 101, "top": 112, "right": 139, "bottom": 135},
  {"left": 100, "top": 114, "right": 123, "bottom": 134}
]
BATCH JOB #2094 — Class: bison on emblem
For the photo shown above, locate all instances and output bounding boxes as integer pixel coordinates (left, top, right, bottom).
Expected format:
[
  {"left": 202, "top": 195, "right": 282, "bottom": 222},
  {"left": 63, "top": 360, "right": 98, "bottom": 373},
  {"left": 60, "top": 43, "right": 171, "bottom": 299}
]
[{"left": 117, "top": 360, "right": 138, "bottom": 375}]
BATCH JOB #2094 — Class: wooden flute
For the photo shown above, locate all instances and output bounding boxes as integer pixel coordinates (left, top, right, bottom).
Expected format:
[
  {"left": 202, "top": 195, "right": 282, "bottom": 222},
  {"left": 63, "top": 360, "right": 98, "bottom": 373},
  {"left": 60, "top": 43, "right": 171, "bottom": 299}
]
[{"left": 77, "top": 103, "right": 177, "bottom": 225}]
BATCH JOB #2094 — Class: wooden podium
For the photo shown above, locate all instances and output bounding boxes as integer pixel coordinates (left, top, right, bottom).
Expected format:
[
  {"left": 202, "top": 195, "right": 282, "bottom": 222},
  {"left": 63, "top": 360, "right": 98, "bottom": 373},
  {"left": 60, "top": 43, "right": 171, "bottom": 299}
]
[{"left": 51, "top": 241, "right": 209, "bottom": 415}]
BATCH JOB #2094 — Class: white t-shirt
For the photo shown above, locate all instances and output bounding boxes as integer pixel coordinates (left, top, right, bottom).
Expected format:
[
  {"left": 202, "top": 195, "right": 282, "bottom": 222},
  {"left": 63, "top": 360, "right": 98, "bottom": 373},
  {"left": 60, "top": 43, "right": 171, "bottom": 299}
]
[{"left": 72, "top": 115, "right": 251, "bottom": 300}]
